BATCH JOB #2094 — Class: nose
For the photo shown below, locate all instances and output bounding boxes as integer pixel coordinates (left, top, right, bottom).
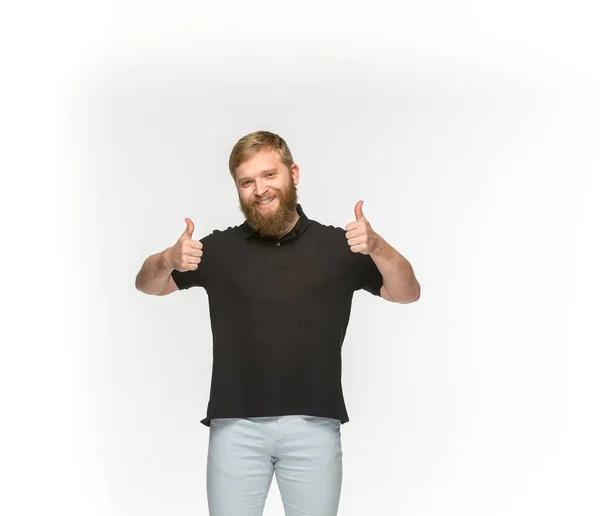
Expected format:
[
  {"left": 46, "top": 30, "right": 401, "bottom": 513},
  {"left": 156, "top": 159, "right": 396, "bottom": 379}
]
[{"left": 254, "top": 179, "right": 269, "bottom": 198}]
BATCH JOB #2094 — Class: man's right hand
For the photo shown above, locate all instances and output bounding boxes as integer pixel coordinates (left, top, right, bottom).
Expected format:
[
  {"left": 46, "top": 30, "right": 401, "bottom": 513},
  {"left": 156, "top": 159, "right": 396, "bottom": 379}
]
[{"left": 164, "top": 218, "right": 203, "bottom": 272}]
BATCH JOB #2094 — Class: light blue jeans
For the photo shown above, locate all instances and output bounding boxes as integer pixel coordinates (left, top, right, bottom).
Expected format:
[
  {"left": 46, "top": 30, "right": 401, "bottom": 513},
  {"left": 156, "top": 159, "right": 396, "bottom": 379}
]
[{"left": 207, "top": 415, "right": 343, "bottom": 516}]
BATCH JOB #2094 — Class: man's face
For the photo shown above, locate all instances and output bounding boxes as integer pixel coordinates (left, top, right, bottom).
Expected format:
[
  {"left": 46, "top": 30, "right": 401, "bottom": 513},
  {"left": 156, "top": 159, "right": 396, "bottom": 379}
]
[{"left": 235, "top": 149, "right": 300, "bottom": 238}]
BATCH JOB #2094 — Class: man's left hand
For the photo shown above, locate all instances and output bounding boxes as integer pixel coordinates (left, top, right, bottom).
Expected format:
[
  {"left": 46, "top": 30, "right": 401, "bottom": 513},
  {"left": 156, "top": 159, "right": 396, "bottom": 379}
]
[{"left": 345, "top": 200, "right": 380, "bottom": 255}]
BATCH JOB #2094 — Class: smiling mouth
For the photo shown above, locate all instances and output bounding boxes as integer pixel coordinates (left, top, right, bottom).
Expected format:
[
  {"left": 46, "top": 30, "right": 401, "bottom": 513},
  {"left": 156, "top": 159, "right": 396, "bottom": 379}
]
[{"left": 257, "top": 197, "right": 275, "bottom": 206}]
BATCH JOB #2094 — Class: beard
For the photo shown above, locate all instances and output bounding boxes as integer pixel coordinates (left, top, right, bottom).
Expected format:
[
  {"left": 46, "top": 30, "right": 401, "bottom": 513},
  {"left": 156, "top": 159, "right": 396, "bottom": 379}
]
[{"left": 239, "top": 176, "right": 299, "bottom": 238}]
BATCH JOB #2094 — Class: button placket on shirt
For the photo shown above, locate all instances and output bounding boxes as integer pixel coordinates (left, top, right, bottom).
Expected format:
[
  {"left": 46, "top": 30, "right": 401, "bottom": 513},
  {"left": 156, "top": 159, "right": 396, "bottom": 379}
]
[{"left": 268, "top": 239, "right": 286, "bottom": 268}]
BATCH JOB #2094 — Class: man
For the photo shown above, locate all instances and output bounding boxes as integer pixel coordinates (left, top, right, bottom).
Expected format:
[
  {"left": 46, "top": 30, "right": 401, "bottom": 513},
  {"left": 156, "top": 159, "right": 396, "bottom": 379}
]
[{"left": 135, "top": 131, "right": 420, "bottom": 516}]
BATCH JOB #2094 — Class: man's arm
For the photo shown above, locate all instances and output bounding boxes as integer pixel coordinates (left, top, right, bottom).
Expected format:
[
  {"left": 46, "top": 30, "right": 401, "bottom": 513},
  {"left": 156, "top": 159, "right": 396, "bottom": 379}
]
[
  {"left": 370, "top": 237, "right": 420, "bottom": 304},
  {"left": 135, "top": 249, "right": 178, "bottom": 296},
  {"left": 345, "top": 200, "right": 420, "bottom": 304},
  {"left": 135, "top": 218, "right": 202, "bottom": 296}
]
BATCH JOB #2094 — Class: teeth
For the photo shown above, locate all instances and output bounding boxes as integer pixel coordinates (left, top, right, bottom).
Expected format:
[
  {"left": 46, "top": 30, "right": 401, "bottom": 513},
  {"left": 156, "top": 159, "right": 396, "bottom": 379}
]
[{"left": 258, "top": 198, "right": 274, "bottom": 205}]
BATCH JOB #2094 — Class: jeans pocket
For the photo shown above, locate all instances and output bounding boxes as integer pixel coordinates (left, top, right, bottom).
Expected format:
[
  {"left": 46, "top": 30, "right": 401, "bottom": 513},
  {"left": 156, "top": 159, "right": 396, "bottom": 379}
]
[{"left": 301, "top": 415, "right": 341, "bottom": 426}]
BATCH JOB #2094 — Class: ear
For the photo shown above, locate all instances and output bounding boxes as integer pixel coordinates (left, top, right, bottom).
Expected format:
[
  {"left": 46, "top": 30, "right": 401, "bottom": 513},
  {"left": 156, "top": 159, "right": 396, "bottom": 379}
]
[{"left": 290, "top": 163, "right": 300, "bottom": 185}]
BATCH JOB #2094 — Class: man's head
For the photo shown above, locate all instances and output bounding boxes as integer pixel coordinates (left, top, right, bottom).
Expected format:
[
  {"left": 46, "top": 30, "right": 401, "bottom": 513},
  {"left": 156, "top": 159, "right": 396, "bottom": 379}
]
[{"left": 230, "top": 131, "right": 300, "bottom": 238}]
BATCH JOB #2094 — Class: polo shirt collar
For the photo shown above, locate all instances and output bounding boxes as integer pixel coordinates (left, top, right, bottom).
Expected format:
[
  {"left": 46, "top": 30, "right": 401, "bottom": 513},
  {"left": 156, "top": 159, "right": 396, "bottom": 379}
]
[{"left": 241, "top": 203, "right": 310, "bottom": 240}]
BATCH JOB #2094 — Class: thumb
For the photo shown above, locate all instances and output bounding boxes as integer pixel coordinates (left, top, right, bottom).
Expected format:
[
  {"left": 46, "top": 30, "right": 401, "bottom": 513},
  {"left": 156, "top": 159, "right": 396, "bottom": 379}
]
[
  {"left": 354, "top": 200, "right": 365, "bottom": 221},
  {"left": 181, "top": 218, "right": 194, "bottom": 240}
]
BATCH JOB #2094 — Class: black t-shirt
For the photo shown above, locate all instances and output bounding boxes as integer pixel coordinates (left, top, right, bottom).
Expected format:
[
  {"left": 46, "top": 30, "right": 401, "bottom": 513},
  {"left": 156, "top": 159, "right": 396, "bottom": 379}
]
[{"left": 171, "top": 204, "right": 383, "bottom": 426}]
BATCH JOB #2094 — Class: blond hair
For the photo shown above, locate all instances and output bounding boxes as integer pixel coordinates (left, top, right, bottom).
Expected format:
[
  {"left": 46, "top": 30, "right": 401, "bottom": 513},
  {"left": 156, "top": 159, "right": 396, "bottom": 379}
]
[{"left": 229, "top": 131, "right": 294, "bottom": 179}]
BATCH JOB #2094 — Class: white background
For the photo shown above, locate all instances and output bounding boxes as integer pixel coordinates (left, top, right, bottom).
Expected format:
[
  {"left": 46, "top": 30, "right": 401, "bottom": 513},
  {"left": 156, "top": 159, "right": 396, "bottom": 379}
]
[{"left": 2, "top": 1, "right": 599, "bottom": 515}]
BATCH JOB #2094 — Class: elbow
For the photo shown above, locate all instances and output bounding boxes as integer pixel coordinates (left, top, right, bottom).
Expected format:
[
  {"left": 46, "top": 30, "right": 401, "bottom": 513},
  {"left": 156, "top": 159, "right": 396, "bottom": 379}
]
[
  {"left": 409, "top": 283, "right": 421, "bottom": 303},
  {"left": 135, "top": 275, "right": 151, "bottom": 295},
  {"left": 398, "top": 283, "right": 420, "bottom": 304}
]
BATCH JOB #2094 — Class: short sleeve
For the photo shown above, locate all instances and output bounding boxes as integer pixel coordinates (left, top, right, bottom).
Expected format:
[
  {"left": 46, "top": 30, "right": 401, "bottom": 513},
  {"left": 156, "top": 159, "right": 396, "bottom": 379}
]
[
  {"left": 170, "top": 232, "right": 217, "bottom": 291},
  {"left": 171, "top": 268, "right": 201, "bottom": 291},
  {"left": 354, "top": 253, "right": 383, "bottom": 296}
]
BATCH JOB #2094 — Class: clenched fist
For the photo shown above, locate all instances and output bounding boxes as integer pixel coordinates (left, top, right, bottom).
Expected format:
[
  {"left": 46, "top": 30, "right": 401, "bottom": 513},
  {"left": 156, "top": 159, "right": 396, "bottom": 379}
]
[{"left": 165, "top": 218, "right": 203, "bottom": 272}]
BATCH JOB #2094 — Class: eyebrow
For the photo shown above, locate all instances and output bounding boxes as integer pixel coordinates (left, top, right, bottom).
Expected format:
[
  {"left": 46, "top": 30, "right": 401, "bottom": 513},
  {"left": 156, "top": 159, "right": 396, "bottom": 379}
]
[{"left": 237, "top": 169, "right": 278, "bottom": 183}]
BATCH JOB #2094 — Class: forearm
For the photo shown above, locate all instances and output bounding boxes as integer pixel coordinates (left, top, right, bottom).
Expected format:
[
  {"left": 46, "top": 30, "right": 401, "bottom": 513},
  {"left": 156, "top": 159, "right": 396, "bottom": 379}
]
[
  {"left": 135, "top": 248, "right": 174, "bottom": 295},
  {"left": 370, "top": 235, "right": 420, "bottom": 303}
]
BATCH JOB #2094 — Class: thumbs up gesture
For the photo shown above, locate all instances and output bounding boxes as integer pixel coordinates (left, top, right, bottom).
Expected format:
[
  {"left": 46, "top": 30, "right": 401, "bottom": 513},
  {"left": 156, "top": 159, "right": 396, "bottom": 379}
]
[
  {"left": 345, "top": 201, "right": 380, "bottom": 255},
  {"left": 166, "top": 218, "right": 203, "bottom": 271}
]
